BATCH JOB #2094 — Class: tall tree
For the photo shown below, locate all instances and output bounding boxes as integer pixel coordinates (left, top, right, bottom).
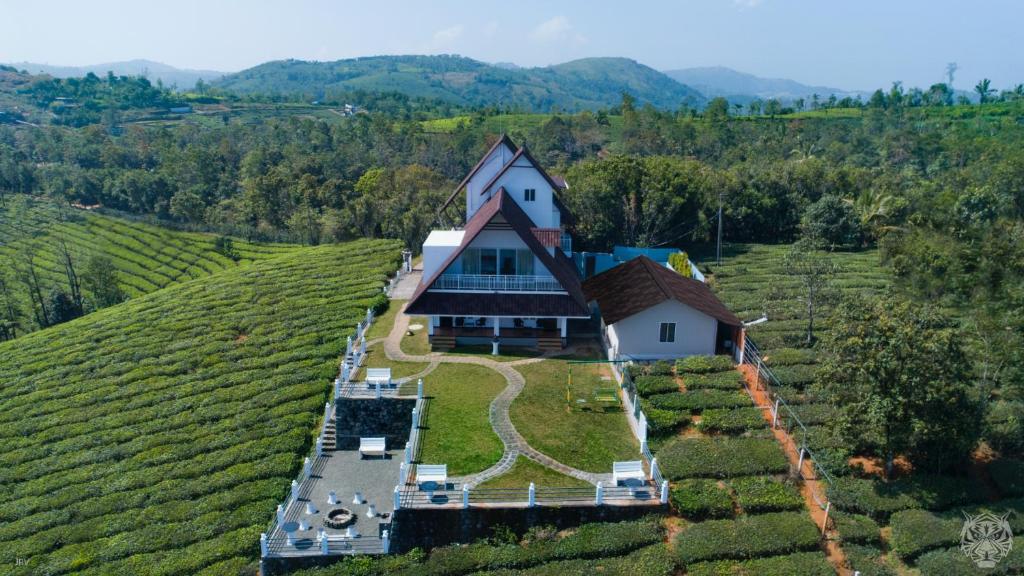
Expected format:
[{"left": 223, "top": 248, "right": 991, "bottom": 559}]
[
  {"left": 81, "top": 254, "right": 127, "bottom": 309},
  {"left": 975, "top": 78, "right": 995, "bottom": 104},
  {"left": 768, "top": 240, "right": 839, "bottom": 345}
]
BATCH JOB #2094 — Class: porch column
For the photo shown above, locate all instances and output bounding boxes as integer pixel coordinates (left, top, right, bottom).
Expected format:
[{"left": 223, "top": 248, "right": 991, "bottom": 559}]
[
  {"left": 493, "top": 318, "right": 500, "bottom": 337},
  {"left": 427, "top": 316, "right": 435, "bottom": 336},
  {"left": 558, "top": 317, "right": 567, "bottom": 338}
]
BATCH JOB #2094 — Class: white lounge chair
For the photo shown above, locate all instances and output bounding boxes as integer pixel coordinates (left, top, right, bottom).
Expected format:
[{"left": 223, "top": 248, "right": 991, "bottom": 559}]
[
  {"left": 612, "top": 461, "right": 645, "bottom": 486},
  {"left": 416, "top": 464, "right": 447, "bottom": 489},
  {"left": 359, "top": 437, "right": 386, "bottom": 458},
  {"left": 366, "top": 368, "right": 392, "bottom": 387}
]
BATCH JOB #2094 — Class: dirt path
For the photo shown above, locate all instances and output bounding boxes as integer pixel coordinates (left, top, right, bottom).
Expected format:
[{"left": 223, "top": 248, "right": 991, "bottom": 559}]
[{"left": 738, "top": 364, "right": 850, "bottom": 576}]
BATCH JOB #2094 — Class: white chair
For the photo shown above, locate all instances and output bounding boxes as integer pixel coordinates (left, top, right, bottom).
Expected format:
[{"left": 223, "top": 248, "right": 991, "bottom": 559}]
[
  {"left": 416, "top": 464, "right": 448, "bottom": 490},
  {"left": 612, "top": 461, "right": 645, "bottom": 486},
  {"left": 359, "top": 437, "right": 386, "bottom": 458},
  {"left": 366, "top": 368, "right": 392, "bottom": 388}
]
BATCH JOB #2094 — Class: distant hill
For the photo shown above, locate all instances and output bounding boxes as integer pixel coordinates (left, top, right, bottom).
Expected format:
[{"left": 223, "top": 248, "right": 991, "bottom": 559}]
[
  {"left": 664, "top": 66, "right": 861, "bottom": 103},
  {"left": 5, "top": 59, "right": 226, "bottom": 90},
  {"left": 214, "top": 55, "right": 706, "bottom": 111}
]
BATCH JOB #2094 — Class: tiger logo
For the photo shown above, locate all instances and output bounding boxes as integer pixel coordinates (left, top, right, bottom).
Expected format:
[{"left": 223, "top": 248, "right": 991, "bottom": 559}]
[{"left": 960, "top": 511, "right": 1013, "bottom": 568}]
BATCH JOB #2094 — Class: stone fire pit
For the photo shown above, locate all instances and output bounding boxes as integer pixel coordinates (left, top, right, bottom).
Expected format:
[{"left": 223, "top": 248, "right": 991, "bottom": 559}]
[{"left": 323, "top": 507, "right": 356, "bottom": 529}]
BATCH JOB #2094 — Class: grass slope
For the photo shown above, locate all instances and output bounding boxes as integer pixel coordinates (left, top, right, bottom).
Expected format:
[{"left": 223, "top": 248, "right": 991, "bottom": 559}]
[
  {"left": 0, "top": 197, "right": 298, "bottom": 332},
  {"left": 0, "top": 239, "right": 400, "bottom": 575}
]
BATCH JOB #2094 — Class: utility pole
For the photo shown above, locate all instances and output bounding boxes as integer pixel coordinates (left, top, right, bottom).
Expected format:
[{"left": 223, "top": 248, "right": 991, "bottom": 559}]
[{"left": 716, "top": 190, "right": 723, "bottom": 265}]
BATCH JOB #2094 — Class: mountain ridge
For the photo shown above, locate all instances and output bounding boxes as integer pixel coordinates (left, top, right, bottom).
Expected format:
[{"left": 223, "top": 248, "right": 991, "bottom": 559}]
[
  {"left": 5, "top": 58, "right": 227, "bottom": 89},
  {"left": 664, "top": 66, "right": 862, "bottom": 103}
]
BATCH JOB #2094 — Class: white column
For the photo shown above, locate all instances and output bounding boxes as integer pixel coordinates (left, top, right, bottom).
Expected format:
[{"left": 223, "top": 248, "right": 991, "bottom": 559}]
[
  {"left": 559, "top": 317, "right": 567, "bottom": 338},
  {"left": 595, "top": 481, "right": 604, "bottom": 506},
  {"left": 660, "top": 480, "right": 670, "bottom": 504},
  {"left": 428, "top": 316, "right": 435, "bottom": 336},
  {"left": 404, "top": 441, "right": 412, "bottom": 464},
  {"left": 650, "top": 457, "right": 660, "bottom": 481},
  {"left": 493, "top": 317, "right": 500, "bottom": 337},
  {"left": 638, "top": 413, "right": 648, "bottom": 442},
  {"left": 462, "top": 484, "right": 470, "bottom": 508},
  {"left": 276, "top": 504, "right": 285, "bottom": 525},
  {"left": 382, "top": 529, "right": 391, "bottom": 553},
  {"left": 291, "top": 480, "right": 299, "bottom": 502},
  {"left": 417, "top": 379, "right": 424, "bottom": 399},
  {"left": 393, "top": 486, "right": 402, "bottom": 510},
  {"left": 528, "top": 482, "right": 536, "bottom": 507},
  {"left": 303, "top": 457, "right": 312, "bottom": 479},
  {"left": 260, "top": 533, "right": 268, "bottom": 557}
]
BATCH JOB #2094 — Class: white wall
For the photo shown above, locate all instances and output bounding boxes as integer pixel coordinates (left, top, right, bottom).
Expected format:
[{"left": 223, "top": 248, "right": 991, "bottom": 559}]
[
  {"left": 423, "top": 244, "right": 457, "bottom": 280},
  {"left": 481, "top": 156, "right": 559, "bottom": 229},
  {"left": 466, "top": 143, "right": 515, "bottom": 219},
  {"left": 607, "top": 299, "right": 718, "bottom": 360}
]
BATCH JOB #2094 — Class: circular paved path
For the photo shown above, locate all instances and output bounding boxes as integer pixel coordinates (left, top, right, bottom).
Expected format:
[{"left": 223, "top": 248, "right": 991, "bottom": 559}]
[{"left": 380, "top": 304, "right": 613, "bottom": 487}]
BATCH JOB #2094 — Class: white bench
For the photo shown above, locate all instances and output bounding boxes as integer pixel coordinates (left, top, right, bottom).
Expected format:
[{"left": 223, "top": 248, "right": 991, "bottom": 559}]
[
  {"left": 416, "top": 464, "right": 447, "bottom": 488},
  {"left": 359, "top": 437, "right": 386, "bottom": 458},
  {"left": 612, "top": 461, "right": 645, "bottom": 485},
  {"left": 366, "top": 368, "right": 392, "bottom": 387}
]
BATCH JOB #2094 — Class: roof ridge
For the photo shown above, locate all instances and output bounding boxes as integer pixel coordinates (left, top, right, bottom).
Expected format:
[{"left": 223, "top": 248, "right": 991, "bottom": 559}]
[
  {"left": 438, "top": 134, "right": 517, "bottom": 216},
  {"left": 639, "top": 256, "right": 674, "bottom": 300}
]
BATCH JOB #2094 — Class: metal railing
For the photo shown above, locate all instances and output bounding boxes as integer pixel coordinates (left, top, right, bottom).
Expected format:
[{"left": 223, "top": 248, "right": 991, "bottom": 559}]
[
  {"left": 395, "top": 483, "right": 666, "bottom": 509},
  {"left": 432, "top": 273, "right": 563, "bottom": 292}
]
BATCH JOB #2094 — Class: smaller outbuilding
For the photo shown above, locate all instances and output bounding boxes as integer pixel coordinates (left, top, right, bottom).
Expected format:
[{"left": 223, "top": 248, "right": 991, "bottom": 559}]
[{"left": 582, "top": 255, "right": 743, "bottom": 361}]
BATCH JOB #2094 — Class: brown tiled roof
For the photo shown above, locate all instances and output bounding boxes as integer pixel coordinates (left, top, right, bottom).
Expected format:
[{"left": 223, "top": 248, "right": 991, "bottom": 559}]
[
  {"left": 531, "top": 228, "right": 563, "bottom": 248},
  {"left": 582, "top": 255, "right": 741, "bottom": 326},
  {"left": 407, "top": 188, "right": 587, "bottom": 318},
  {"left": 438, "top": 134, "right": 518, "bottom": 217}
]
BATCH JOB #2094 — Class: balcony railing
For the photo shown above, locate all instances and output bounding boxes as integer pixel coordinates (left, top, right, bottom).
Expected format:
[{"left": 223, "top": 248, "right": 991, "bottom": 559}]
[{"left": 433, "top": 274, "right": 563, "bottom": 292}]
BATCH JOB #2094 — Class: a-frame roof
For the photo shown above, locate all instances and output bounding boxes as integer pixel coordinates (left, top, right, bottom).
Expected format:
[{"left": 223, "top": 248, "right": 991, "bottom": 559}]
[
  {"left": 476, "top": 145, "right": 574, "bottom": 224},
  {"left": 408, "top": 188, "right": 588, "bottom": 318},
  {"left": 582, "top": 255, "right": 741, "bottom": 326},
  {"left": 438, "top": 134, "right": 518, "bottom": 217}
]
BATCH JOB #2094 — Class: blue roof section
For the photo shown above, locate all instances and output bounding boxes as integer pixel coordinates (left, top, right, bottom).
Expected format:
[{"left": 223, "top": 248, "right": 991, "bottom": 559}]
[
  {"left": 611, "top": 246, "right": 678, "bottom": 264},
  {"left": 574, "top": 246, "right": 704, "bottom": 282}
]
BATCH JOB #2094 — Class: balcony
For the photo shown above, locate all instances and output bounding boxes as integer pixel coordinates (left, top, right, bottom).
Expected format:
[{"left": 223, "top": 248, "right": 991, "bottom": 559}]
[{"left": 432, "top": 274, "right": 564, "bottom": 292}]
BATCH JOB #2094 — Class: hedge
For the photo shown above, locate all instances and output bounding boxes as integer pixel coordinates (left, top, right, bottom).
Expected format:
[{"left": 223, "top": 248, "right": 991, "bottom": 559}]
[
  {"left": 844, "top": 544, "right": 897, "bottom": 576},
  {"left": 763, "top": 347, "right": 818, "bottom": 366},
  {"left": 670, "top": 479, "right": 734, "bottom": 520},
  {"left": 657, "top": 437, "right": 788, "bottom": 479},
  {"left": 684, "top": 551, "right": 834, "bottom": 576},
  {"left": 675, "top": 355, "right": 735, "bottom": 374},
  {"left": 828, "top": 475, "right": 986, "bottom": 520},
  {"left": 646, "top": 390, "right": 749, "bottom": 413},
  {"left": 728, "top": 477, "right": 803, "bottom": 513},
  {"left": 642, "top": 361, "right": 674, "bottom": 377},
  {"left": 474, "top": 544, "right": 676, "bottom": 576},
  {"left": 789, "top": 403, "right": 835, "bottom": 426},
  {"left": 644, "top": 407, "right": 689, "bottom": 436},
  {"left": 418, "top": 518, "right": 663, "bottom": 575},
  {"left": 697, "top": 408, "right": 766, "bottom": 434},
  {"left": 673, "top": 512, "right": 821, "bottom": 564},
  {"left": 915, "top": 538, "right": 1024, "bottom": 575},
  {"left": 989, "top": 459, "right": 1024, "bottom": 497},
  {"left": 680, "top": 371, "right": 745, "bottom": 391},
  {"left": 633, "top": 375, "right": 678, "bottom": 397},
  {"left": 770, "top": 364, "right": 819, "bottom": 389},
  {"left": 832, "top": 512, "right": 881, "bottom": 545},
  {"left": 889, "top": 500, "right": 1024, "bottom": 560}
]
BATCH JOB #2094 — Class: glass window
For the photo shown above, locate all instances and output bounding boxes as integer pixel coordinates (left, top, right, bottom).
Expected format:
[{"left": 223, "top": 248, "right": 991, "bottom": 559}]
[
  {"left": 480, "top": 248, "right": 497, "bottom": 275},
  {"left": 500, "top": 249, "right": 517, "bottom": 275},
  {"left": 462, "top": 248, "right": 480, "bottom": 274},
  {"left": 524, "top": 188, "right": 536, "bottom": 201},
  {"left": 517, "top": 250, "right": 534, "bottom": 276},
  {"left": 659, "top": 322, "right": 676, "bottom": 343}
]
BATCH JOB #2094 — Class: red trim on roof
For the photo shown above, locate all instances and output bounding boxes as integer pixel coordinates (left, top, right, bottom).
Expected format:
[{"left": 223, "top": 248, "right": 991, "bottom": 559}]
[{"left": 582, "top": 255, "right": 741, "bottom": 326}]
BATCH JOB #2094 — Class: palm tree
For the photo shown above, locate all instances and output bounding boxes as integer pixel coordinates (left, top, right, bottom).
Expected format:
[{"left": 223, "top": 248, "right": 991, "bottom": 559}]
[{"left": 975, "top": 78, "right": 995, "bottom": 104}]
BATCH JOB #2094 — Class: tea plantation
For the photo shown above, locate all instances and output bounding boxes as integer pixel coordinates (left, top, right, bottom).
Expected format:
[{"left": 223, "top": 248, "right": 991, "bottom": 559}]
[
  {"left": 0, "top": 197, "right": 298, "bottom": 331},
  {"left": 0, "top": 239, "right": 400, "bottom": 575}
]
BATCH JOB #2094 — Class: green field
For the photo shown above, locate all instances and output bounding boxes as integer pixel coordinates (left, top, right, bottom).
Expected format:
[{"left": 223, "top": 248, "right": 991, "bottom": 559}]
[
  {"left": 0, "top": 197, "right": 299, "bottom": 334},
  {"left": 0, "top": 239, "right": 400, "bottom": 575}
]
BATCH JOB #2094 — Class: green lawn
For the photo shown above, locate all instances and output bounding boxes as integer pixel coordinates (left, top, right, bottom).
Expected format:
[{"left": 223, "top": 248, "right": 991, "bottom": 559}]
[
  {"left": 401, "top": 314, "right": 432, "bottom": 356},
  {"left": 449, "top": 344, "right": 545, "bottom": 362},
  {"left": 353, "top": 346, "right": 429, "bottom": 381},
  {"left": 512, "top": 358, "right": 639, "bottom": 473},
  {"left": 416, "top": 363, "right": 505, "bottom": 476},
  {"left": 477, "top": 456, "right": 592, "bottom": 489},
  {"left": 364, "top": 299, "right": 404, "bottom": 341}
]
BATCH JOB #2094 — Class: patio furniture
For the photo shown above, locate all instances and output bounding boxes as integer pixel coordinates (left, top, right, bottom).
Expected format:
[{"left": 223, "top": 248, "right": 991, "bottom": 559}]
[
  {"left": 366, "top": 368, "right": 392, "bottom": 387},
  {"left": 359, "top": 437, "right": 387, "bottom": 458},
  {"left": 612, "top": 461, "right": 645, "bottom": 485},
  {"left": 416, "top": 464, "right": 448, "bottom": 489}
]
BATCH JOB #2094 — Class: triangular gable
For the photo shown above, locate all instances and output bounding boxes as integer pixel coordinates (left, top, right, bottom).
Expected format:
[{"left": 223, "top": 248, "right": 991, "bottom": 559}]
[
  {"left": 409, "top": 188, "right": 587, "bottom": 311},
  {"left": 437, "top": 134, "right": 518, "bottom": 218},
  {"left": 477, "top": 146, "right": 575, "bottom": 224}
]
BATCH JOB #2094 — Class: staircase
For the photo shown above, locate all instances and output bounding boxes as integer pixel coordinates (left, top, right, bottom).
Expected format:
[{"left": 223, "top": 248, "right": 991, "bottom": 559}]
[
  {"left": 537, "top": 336, "right": 563, "bottom": 352},
  {"left": 321, "top": 413, "right": 337, "bottom": 451},
  {"left": 431, "top": 334, "right": 455, "bottom": 351}
]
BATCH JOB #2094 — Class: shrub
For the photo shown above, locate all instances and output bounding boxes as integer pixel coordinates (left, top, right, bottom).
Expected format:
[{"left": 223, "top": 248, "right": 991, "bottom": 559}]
[
  {"left": 634, "top": 375, "right": 678, "bottom": 397},
  {"left": 698, "top": 408, "right": 766, "bottom": 434},
  {"left": 889, "top": 500, "right": 1024, "bottom": 560},
  {"left": 475, "top": 544, "right": 677, "bottom": 576},
  {"left": 673, "top": 512, "right": 821, "bottom": 564},
  {"left": 989, "top": 459, "right": 1024, "bottom": 497},
  {"left": 685, "top": 551, "right": 834, "bottom": 576},
  {"left": 680, "top": 371, "right": 744, "bottom": 390},
  {"left": 770, "top": 364, "right": 819, "bottom": 389},
  {"left": 843, "top": 544, "right": 897, "bottom": 576},
  {"left": 676, "top": 355, "right": 735, "bottom": 374},
  {"left": 728, "top": 477, "right": 803, "bottom": 513},
  {"left": 832, "top": 512, "right": 881, "bottom": 545},
  {"left": 828, "top": 475, "right": 986, "bottom": 520},
  {"left": 763, "top": 347, "right": 818, "bottom": 366},
  {"left": 647, "top": 390, "right": 749, "bottom": 413},
  {"left": 668, "top": 252, "right": 693, "bottom": 279},
  {"left": 644, "top": 407, "right": 689, "bottom": 436},
  {"left": 789, "top": 403, "right": 835, "bottom": 426},
  {"left": 916, "top": 538, "right": 1024, "bottom": 575},
  {"left": 643, "top": 361, "right": 674, "bottom": 377},
  {"left": 657, "top": 437, "right": 788, "bottom": 479},
  {"left": 985, "top": 401, "right": 1024, "bottom": 454},
  {"left": 670, "top": 479, "right": 734, "bottom": 520}
]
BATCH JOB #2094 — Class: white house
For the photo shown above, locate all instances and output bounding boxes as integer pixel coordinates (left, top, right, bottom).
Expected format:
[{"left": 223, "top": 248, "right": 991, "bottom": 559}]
[
  {"left": 582, "top": 255, "right": 743, "bottom": 360},
  {"left": 408, "top": 135, "right": 588, "bottom": 351}
]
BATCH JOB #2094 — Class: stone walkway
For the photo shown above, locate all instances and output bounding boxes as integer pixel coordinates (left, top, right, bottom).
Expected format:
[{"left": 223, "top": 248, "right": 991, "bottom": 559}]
[
  {"left": 390, "top": 267, "right": 422, "bottom": 300},
  {"left": 381, "top": 303, "right": 613, "bottom": 487}
]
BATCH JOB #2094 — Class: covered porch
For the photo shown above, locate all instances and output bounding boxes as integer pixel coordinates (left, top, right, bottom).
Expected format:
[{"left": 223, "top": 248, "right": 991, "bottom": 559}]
[{"left": 427, "top": 315, "right": 568, "bottom": 352}]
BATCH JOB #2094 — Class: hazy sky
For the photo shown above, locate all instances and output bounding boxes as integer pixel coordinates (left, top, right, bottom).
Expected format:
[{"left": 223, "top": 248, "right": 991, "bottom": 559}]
[{"left": 2, "top": 0, "right": 1019, "bottom": 91}]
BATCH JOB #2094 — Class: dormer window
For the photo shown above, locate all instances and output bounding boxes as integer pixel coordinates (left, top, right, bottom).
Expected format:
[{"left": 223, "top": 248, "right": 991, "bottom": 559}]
[{"left": 524, "top": 188, "right": 536, "bottom": 202}]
